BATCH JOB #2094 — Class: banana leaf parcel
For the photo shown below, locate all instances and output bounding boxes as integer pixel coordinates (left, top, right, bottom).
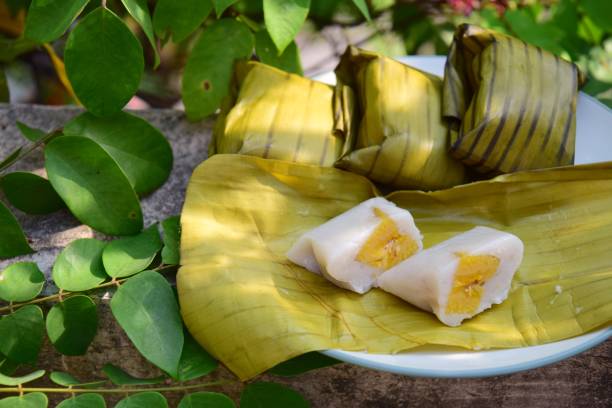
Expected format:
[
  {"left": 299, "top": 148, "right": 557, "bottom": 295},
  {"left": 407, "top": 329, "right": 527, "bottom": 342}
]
[
  {"left": 211, "top": 61, "right": 356, "bottom": 166},
  {"left": 178, "top": 154, "right": 612, "bottom": 380},
  {"left": 334, "top": 46, "right": 466, "bottom": 190},
  {"left": 443, "top": 24, "right": 585, "bottom": 174}
]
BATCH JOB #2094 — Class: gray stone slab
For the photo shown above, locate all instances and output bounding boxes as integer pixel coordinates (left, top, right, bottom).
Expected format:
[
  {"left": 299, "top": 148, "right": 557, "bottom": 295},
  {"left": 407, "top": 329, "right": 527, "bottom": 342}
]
[{"left": 0, "top": 103, "right": 609, "bottom": 407}]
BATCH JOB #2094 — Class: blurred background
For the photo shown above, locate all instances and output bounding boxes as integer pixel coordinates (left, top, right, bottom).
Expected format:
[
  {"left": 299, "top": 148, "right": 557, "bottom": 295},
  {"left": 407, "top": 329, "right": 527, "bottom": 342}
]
[{"left": 1, "top": 0, "right": 610, "bottom": 111}]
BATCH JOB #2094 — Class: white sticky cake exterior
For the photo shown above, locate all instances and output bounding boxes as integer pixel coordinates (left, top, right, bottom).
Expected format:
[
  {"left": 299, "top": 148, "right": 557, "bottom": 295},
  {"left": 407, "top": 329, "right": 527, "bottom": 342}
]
[
  {"left": 377, "top": 226, "right": 524, "bottom": 326},
  {"left": 287, "top": 197, "right": 423, "bottom": 294}
]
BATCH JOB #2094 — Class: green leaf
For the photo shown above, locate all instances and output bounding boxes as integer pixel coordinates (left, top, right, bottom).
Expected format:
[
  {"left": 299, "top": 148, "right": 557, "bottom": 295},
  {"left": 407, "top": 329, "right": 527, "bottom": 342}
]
[
  {"left": 213, "top": 0, "right": 239, "bottom": 17},
  {"left": 153, "top": 0, "right": 213, "bottom": 43},
  {"left": 182, "top": 18, "right": 253, "bottom": 121},
  {"left": 178, "top": 329, "right": 218, "bottom": 381},
  {"left": 0, "top": 201, "right": 33, "bottom": 259},
  {"left": 63, "top": 112, "right": 173, "bottom": 196},
  {"left": 0, "top": 172, "right": 65, "bottom": 215},
  {"left": 178, "top": 392, "right": 235, "bottom": 408},
  {"left": 161, "top": 216, "right": 180, "bottom": 265},
  {"left": 240, "top": 382, "right": 309, "bottom": 408},
  {"left": 64, "top": 7, "right": 144, "bottom": 117},
  {"left": 0, "top": 355, "right": 19, "bottom": 375},
  {"left": 56, "top": 394, "right": 105, "bottom": 408},
  {"left": 504, "top": 8, "right": 565, "bottom": 55},
  {"left": 45, "top": 136, "right": 143, "bottom": 235},
  {"left": 111, "top": 271, "right": 183, "bottom": 378},
  {"left": 116, "top": 393, "right": 167, "bottom": 408},
  {"left": 268, "top": 352, "right": 339, "bottom": 376},
  {"left": 0, "top": 392, "right": 47, "bottom": 408},
  {"left": 0, "top": 305, "right": 44, "bottom": 363},
  {"left": 255, "top": 30, "right": 303, "bottom": 75},
  {"left": 581, "top": 0, "right": 612, "bottom": 32},
  {"left": 263, "top": 0, "right": 310, "bottom": 54},
  {"left": 0, "top": 147, "right": 22, "bottom": 171},
  {"left": 24, "top": 0, "right": 89, "bottom": 43},
  {"left": 102, "top": 225, "right": 162, "bottom": 278},
  {"left": 16, "top": 122, "right": 46, "bottom": 142},
  {"left": 121, "top": 0, "right": 160, "bottom": 67},
  {"left": 49, "top": 371, "right": 106, "bottom": 388},
  {"left": 350, "top": 0, "right": 371, "bottom": 21},
  {"left": 101, "top": 364, "right": 165, "bottom": 385},
  {"left": 0, "top": 370, "right": 45, "bottom": 386},
  {"left": 52, "top": 238, "right": 107, "bottom": 292},
  {"left": 46, "top": 295, "right": 98, "bottom": 356},
  {"left": 0, "top": 262, "right": 45, "bottom": 302}
]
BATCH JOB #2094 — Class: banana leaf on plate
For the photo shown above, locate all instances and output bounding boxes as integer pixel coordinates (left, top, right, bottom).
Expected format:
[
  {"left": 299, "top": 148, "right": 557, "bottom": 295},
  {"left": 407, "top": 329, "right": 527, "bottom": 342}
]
[
  {"left": 178, "top": 154, "right": 612, "bottom": 380},
  {"left": 443, "top": 24, "right": 586, "bottom": 174}
]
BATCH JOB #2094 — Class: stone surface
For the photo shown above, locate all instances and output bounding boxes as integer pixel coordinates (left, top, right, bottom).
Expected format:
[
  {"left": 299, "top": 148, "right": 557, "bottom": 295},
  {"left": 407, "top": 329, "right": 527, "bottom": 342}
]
[{"left": 0, "top": 103, "right": 610, "bottom": 407}]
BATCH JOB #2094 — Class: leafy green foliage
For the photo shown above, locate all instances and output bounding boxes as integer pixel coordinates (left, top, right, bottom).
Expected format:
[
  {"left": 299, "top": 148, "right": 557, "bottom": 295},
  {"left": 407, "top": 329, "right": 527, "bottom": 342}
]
[
  {"left": 115, "top": 392, "right": 168, "bottom": 408},
  {"left": 121, "top": 0, "right": 160, "bottom": 67},
  {"left": 101, "top": 364, "right": 165, "bottom": 385},
  {"left": 0, "top": 355, "right": 19, "bottom": 376},
  {"left": 182, "top": 18, "right": 254, "bottom": 120},
  {"left": 178, "top": 329, "right": 218, "bottom": 382},
  {"left": 56, "top": 394, "right": 105, "bottom": 408},
  {"left": 64, "top": 7, "right": 143, "bottom": 117},
  {"left": 0, "top": 201, "right": 32, "bottom": 259},
  {"left": 153, "top": 0, "right": 213, "bottom": 43},
  {"left": 0, "top": 305, "right": 44, "bottom": 363},
  {"left": 52, "top": 238, "right": 107, "bottom": 292},
  {"left": 0, "top": 148, "right": 22, "bottom": 171},
  {"left": 240, "top": 382, "right": 309, "bottom": 408},
  {"left": 0, "top": 370, "right": 45, "bottom": 386},
  {"left": 63, "top": 112, "right": 173, "bottom": 196},
  {"left": 213, "top": 0, "right": 239, "bottom": 18},
  {"left": 178, "top": 392, "right": 235, "bottom": 408},
  {"left": 268, "top": 352, "right": 339, "bottom": 376},
  {"left": 49, "top": 371, "right": 106, "bottom": 388},
  {"left": 46, "top": 295, "right": 98, "bottom": 356},
  {"left": 263, "top": 0, "right": 310, "bottom": 54},
  {"left": 24, "top": 0, "right": 90, "bottom": 43},
  {"left": 16, "top": 122, "right": 46, "bottom": 142},
  {"left": 0, "top": 392, "right": 47, "bottom": 408},
  {"left": 0, "top": 172, "right": 65, "bottom": 215},
  {"left": 102, "top": 225, "right": 162, "bottom": 278},
  {"left": 581, "top": 0, "right": 612, "bottom": 32},
  {"left": 111, "top": 271, "right": 183, "bottom": 378},
  {"left": 350, "top": 0, "right": 371, "bottom": 22},
  {"left": 255, "top": 30, "right": 303, "bottom": 75},
  {"left": 45, "top": 136, "right": 143, "bottom": 235},
  {"left": 0, "top": 262, "right": 45, "bottom": 302},
  {"left": 161, "top": 216, "right": 180, "bottom": 265},
  {"left": 504, "top": 8, "right": 564, "bottom": 55}
]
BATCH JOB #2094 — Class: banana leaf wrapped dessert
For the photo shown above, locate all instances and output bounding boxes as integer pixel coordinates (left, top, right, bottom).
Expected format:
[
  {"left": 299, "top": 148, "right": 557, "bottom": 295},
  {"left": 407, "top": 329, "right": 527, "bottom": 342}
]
[
  {"left": 334, "top": 46, "right": 466, "bottom": 190},
  {"left": 443, "top": 24, "right": 585, "bottom": 173},
  {"left": 211, "top": 61, "right": 356, "bottom": 166}
]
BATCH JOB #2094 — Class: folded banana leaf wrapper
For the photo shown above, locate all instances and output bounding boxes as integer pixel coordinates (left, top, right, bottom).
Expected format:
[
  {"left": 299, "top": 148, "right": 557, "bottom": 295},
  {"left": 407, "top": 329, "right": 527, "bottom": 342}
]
[
  {"left": 443, "top": 24, "right": 585, "bottom": 174},
  {"left": 211, "top": 61, "right": 355, "bottom": 166},
  {"left": 178, "top": 154, "right": 612, "bottom": 380},
  {"left": 334, "top": 46, "right": 466, "bottom": 190}
]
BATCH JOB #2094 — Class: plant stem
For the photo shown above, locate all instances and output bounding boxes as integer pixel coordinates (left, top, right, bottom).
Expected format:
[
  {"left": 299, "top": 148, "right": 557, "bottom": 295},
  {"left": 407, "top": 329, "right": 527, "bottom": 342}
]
[
  {"left": 0, "top": 379, "right": 233, "bottom": 394},
  {"left": 0, "top": 130, "right": 61, "bottom": 174},
  {"left": 0, "top": 265, "right": 178, "bottom": 315}
]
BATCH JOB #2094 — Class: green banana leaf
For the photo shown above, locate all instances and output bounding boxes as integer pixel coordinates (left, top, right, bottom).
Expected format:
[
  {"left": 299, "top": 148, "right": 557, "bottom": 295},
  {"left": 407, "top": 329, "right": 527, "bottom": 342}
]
[
  {"left": 334, "top": 46, "right": 466, "bottom": 190},
  {"left": 178, "top": 154, "right": 612, "bottom": 380},
  {"left": 443, "top": 24, "right": 585, "bottom": 174},
  {"left": 211, "top": 61, "right": 355, "bottom": 166}
]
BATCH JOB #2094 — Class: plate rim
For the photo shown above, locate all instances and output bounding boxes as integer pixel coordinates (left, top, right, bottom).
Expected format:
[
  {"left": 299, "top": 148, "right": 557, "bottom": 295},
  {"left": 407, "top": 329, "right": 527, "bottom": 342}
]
[{"left": 317, "top": 55, "right": 612, "bottom": 378}]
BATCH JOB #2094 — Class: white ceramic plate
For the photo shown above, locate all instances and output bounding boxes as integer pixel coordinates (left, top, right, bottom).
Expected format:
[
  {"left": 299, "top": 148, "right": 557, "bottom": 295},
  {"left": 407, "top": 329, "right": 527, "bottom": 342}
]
[{"left": 314, "top": 56, "right": 612, "bottom": 378}]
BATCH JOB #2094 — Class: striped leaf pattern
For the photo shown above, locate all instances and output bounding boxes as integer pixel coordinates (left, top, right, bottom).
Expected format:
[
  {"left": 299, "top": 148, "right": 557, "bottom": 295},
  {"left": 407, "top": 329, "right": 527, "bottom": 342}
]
[
  {"left": 334, "top": 47, "right": 466, "bottom": 191},
  {"left": 211, "top": 61, "right": 355, "bottom": 167},
  {"left": 178, "top": 154, "right": 612, "bottom": 380},
  {"left": 443, "top": 24, "right": 584, "bottom": 174}
]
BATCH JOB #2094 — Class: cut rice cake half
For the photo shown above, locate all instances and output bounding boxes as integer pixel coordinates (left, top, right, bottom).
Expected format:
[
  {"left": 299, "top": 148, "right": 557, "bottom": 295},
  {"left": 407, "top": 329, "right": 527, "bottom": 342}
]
[
  {"left": 287, "top": 197, "right": 423, "bottom": 294},
  {"left": 377, "top": 226, "right": 524, "bottom": 326}
]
